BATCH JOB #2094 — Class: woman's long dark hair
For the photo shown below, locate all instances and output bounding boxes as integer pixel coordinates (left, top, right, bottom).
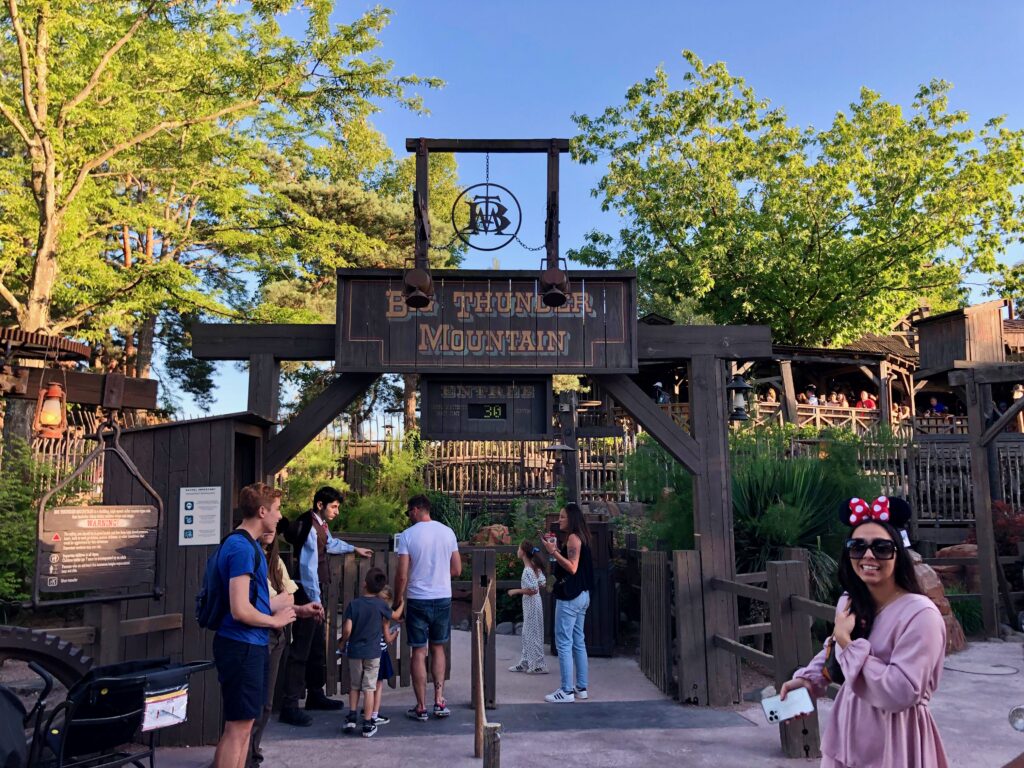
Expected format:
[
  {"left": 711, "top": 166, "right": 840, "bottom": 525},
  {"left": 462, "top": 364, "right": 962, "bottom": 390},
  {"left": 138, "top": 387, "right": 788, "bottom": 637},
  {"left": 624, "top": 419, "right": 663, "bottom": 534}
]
[
  {"left": 264, "top": 536, "right": 286, "bottom": 595},
  {"left": 838, "top": 520, "right": 923, "bottom": 639},
  {"left": 563, "top": 502, "right": 591, "bottom": 548}
]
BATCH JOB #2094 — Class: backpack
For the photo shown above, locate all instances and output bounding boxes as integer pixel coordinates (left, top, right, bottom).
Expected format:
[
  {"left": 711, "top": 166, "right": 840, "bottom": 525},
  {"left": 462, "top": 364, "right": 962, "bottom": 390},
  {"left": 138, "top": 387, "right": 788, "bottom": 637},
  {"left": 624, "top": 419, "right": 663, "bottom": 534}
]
[{"left": 195, "top": 529, "right": 262, "bottom": 630}]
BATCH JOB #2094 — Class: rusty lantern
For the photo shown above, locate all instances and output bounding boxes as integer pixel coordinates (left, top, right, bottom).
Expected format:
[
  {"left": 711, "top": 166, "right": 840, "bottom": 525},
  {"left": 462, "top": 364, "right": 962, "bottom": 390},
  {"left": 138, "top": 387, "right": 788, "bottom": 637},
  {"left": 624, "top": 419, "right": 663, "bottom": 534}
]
[
  {"left": 403, "top": 265, "right": 434, "bottom": 310},
  {"left": 540, "top": 264, "right": 570, "bottom": 308},
  {"left": 33, "top": 381, "right": 68, "bottom": 439}
]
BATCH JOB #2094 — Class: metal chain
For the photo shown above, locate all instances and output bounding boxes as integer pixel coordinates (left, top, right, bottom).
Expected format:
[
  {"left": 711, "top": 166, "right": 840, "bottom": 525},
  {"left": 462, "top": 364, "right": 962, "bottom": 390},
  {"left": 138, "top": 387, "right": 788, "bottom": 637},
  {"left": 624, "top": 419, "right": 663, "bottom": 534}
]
[
  {"left": 514, "top": 235, "right": 546, "bottom": 251},
  {"left": 429, "top": 233, "right": 460, "bottom": 252}
]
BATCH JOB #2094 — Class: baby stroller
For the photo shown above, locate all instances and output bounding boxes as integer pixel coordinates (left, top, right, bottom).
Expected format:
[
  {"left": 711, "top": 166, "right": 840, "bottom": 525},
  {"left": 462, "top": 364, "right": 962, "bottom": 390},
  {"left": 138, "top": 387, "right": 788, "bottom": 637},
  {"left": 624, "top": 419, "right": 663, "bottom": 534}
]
[{"left": 26, "top": 658, "right": 212, "bottom": 768}]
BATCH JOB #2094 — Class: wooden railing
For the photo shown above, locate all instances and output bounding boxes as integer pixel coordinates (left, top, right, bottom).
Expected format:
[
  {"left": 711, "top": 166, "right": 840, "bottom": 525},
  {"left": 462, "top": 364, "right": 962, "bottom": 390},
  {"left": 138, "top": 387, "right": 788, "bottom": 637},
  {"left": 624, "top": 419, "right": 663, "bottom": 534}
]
[{"left": 470, "top": 547, "right": 500, "bottom": 764}]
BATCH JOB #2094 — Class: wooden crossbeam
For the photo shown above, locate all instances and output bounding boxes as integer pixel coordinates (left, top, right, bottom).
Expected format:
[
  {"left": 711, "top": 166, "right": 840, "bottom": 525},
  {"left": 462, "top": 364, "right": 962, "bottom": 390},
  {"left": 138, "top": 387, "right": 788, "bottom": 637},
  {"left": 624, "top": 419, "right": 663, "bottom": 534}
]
[
  {"left": 191, "top": 323, "right": 335, "bottom": 361},
  {"left": 948, "top": 362, "right": 1024, "bottom": 386},
  {"left": 13, "top": 368, "right": 157, "bottom": 409},
  {"left": 980, "top": 396, "right": 1024, "bottom": 447},
  {"left": 637, "top": 325, "right": 772, "bottom": 361},
  {"left": 264, "top": 373, "right": 378, "bottom": 475},
  {"left": 593, "top": 374, "right": 703, "bottom": 474},
  {"left": 404, "top": 138, "right": 570, "bottom": 153}
]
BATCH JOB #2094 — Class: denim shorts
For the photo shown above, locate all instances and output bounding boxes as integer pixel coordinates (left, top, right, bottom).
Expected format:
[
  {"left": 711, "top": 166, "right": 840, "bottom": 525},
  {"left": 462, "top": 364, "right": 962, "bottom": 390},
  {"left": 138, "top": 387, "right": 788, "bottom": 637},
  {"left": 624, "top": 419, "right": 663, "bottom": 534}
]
[
  {"left": 213, "top": 634, "right": 268, "bottom": 722},
  {"left": 405, "top": 598, "right": 452, "bottom": 648}
]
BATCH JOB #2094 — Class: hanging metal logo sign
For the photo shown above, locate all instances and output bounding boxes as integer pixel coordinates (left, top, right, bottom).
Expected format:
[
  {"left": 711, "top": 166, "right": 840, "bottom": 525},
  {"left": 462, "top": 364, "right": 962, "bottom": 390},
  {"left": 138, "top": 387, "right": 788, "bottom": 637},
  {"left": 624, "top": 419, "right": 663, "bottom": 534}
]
[{"left": 451, "top": 183, "right": 522, "bottom": 251}]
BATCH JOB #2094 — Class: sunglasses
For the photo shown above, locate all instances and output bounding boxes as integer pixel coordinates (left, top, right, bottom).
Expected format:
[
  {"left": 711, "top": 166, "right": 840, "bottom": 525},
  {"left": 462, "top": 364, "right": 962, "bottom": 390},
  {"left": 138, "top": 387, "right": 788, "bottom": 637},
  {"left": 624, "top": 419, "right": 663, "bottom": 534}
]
[{"left": 845, "top": 538, "right": 897, "bottom": 560}]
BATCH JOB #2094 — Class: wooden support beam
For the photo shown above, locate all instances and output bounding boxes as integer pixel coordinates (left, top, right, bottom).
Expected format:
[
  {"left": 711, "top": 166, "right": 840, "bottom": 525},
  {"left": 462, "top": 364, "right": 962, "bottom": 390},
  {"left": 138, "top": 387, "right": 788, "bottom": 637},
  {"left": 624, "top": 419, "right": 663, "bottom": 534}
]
[
  {"left": 556, "top": 390, "right": 580, "bottom": 504},
  {"left": 779, "top": 360, "right": 799, "bottom": 424},
  {"left": 247, "top": 354, "right": 280, "bottom": 423},
  {"left": 404, "top": 137, "right": 570, "bottom": 153},
  {"left": 961, "top": 371, "right": 1001, "bottom": 636},
  {"left": 15, "top": 368, "right": 157, "bottom": 409},
  {"left": 688, "top": 355, "right": 740, "bottom": 706},
  {"left": 637, "top": 325, "right": 772, "bottom": 361},
  {"left": 878, "top": 360, "right": 891, "bottom": 426},
  {"left": 593, "top": 374, "right": 703, "bottom": 475},
  {"left": 980, "top": 396, "right": 1024, "bottom": 447},
  {"left": 264, "top": 374, "right": 378, "bottom": 476},
  {"left": 191, "top": 323, "right": 335, "bottom": 361},
  {"left": 674, "top": 549, "right": 708, "bottom": 705}
]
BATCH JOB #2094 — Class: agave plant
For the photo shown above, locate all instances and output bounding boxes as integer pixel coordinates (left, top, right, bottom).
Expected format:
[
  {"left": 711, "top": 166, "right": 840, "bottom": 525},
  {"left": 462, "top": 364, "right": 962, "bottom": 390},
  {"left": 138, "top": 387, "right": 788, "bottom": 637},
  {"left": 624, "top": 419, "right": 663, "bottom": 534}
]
[{"left": 732, "top": 455, "right": 880, "bottom": 600}]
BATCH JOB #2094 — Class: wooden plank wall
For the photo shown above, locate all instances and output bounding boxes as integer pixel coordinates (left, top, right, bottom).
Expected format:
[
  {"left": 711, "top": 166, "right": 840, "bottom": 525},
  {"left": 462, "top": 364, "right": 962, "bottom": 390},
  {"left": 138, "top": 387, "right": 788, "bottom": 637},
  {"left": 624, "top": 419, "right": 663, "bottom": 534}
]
[
  {"left": 101, "top": 417, "right": 267, "bottom": 747},
  {"left": 639, "top": 550, "right": 673, "bottom": 695}
]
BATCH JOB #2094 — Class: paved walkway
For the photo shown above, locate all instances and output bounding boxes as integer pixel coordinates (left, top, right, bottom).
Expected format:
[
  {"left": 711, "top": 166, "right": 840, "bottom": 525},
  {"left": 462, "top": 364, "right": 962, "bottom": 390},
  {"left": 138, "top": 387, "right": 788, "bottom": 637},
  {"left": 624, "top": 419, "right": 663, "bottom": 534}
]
[{"left": 159, "top": 633, "right": 1024, "bottom": 767}]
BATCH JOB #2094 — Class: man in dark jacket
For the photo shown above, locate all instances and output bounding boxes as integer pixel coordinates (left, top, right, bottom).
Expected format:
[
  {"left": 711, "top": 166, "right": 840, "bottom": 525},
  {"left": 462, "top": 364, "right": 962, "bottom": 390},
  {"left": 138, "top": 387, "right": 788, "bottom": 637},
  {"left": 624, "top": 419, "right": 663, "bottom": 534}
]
[{"left": 278, "top": 486, "right": 372, "bottom": 726}]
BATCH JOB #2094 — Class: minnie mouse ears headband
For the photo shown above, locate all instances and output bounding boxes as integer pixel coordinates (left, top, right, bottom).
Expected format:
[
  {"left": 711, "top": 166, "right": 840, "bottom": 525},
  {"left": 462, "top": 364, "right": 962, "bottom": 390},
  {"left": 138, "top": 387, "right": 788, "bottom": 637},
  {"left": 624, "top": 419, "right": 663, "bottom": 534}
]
[{"left": 838, "top": 496, "right": 912, "bottom": 530}]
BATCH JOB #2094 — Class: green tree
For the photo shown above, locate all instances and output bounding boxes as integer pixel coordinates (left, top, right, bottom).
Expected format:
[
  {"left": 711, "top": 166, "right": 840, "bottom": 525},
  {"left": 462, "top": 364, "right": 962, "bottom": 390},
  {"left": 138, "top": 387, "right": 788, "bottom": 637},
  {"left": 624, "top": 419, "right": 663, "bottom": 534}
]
[
  {"left": 0, "top": 1, "right": 437, "bottom": 345},
  {"left": 571, "top": 51, "right": 1024, "bottom": 345}
]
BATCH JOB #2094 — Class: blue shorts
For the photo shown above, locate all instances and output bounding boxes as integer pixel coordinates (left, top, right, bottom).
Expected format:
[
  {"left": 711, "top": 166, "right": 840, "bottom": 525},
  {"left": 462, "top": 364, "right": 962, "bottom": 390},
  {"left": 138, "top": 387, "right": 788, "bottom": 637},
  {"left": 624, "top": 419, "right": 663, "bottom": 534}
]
[
  {"left": 405, "top": 598, "right": 452, "bottom": 648},
  {"left": 213, "top": 634, "right": 268, "bottom": 722}
]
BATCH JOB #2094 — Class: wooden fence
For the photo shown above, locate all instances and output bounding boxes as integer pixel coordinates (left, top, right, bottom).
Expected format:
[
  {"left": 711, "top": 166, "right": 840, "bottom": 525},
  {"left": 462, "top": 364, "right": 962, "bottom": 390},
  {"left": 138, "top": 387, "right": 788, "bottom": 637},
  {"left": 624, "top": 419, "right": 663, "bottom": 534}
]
[{"left": 636, "top": 545, "right": 826, "bottom": 759}]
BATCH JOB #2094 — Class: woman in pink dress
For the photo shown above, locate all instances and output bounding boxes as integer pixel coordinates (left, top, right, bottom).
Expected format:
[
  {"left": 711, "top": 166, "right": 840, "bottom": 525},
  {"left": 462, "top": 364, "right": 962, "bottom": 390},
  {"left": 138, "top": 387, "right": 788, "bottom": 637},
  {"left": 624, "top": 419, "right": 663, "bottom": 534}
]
[{"left": 780, "top": 496, "right": 949, "bottom": 768}]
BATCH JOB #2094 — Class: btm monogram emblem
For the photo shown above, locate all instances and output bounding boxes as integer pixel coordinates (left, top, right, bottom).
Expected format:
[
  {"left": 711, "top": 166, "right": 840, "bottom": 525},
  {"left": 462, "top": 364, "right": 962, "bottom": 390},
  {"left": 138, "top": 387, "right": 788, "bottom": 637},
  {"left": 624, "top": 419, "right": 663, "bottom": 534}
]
[{"left": 452, "top": 183, "right": 522, "bottom": 251}]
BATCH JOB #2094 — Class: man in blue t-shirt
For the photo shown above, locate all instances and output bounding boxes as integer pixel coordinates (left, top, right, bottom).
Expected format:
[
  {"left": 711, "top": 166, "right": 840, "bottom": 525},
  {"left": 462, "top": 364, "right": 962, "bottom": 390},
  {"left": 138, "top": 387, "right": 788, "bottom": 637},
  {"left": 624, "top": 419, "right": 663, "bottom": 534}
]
[{"left": 213, "top": 483, "right": 296, "bottom": 768}]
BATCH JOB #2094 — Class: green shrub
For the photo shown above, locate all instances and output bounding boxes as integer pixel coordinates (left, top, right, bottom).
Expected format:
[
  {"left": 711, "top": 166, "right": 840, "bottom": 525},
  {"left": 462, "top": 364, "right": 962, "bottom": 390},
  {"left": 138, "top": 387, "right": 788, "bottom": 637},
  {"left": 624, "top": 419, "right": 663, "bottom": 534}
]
[
  {"left": 340, "top": 493, "right": 407, "bottom": 534},
  {"left": 945, "top": 585, "right": 984, "bottom": 635},
  {"left": 0, "top": 440, "right": 41, "bottom": 601},
  {"left": 280, "top": 439, "right": 345, "bottom": 519}
]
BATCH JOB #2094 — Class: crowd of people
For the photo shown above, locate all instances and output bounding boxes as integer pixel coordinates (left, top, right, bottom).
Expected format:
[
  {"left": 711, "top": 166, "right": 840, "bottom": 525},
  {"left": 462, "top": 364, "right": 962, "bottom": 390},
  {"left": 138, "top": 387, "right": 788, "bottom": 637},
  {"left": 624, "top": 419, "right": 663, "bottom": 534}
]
[{"left": 201, "top": 485, "right": 594, "bottom": 768}]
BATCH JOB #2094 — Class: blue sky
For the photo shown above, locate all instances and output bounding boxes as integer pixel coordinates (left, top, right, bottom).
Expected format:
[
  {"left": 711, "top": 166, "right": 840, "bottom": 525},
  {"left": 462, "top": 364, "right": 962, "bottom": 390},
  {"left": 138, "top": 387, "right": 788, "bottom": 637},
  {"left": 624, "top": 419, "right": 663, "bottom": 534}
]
[{"left": 192, "top": 0, "right": 1024, "bottom": 415}]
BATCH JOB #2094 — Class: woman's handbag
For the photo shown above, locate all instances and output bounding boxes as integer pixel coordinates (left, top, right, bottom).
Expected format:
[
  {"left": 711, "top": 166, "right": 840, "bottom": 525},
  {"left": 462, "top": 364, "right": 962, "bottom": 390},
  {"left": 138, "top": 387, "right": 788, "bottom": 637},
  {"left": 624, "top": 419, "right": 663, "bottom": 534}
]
[{"left": 822, "top": 637, "right": 845, "bottom": 686}]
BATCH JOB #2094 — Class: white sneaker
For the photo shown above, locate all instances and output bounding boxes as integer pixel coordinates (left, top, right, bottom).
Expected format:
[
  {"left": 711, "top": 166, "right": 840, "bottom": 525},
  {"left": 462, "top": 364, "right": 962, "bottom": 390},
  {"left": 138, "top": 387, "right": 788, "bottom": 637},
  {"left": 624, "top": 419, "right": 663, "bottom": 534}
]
[
  {"left": 508, "top": 662, "right": 529, "bottom": 672},
  {"left": 544, "top": 688, "right": 575, "bottom": 703},
  {"left": 574, "top": 687, "right": 589, "bottom": 700}
]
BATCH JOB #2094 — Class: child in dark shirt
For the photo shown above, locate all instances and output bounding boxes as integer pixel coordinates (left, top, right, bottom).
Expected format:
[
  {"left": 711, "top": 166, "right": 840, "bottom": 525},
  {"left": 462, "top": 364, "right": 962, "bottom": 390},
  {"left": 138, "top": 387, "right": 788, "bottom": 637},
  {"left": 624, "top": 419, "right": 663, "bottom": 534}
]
[{"left": 339, "top": 568, "right": 394, "bottom": 737}]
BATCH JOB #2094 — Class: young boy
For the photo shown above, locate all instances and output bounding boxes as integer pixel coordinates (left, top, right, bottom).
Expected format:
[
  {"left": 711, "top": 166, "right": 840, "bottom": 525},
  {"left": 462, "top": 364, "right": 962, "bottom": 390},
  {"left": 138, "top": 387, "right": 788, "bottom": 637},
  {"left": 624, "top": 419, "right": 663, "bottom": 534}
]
[{"left": 339, "top": 567, "right": 393, "bottom": 737}]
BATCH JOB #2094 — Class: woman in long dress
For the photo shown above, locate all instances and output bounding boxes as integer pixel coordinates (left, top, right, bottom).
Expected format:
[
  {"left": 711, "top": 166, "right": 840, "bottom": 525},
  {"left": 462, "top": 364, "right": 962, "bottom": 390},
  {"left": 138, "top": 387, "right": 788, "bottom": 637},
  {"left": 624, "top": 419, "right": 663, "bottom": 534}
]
[
  {"left": 781, "top": 496, "right": 949, "bottom": 768},
  {"left": 507, "top": 540, "right": 548, "bottom": 674}
]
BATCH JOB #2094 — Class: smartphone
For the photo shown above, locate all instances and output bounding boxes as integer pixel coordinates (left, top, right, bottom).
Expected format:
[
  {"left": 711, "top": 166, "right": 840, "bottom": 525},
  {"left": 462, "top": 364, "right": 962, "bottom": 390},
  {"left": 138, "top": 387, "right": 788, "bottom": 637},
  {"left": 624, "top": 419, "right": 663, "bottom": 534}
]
[{"left": 761, "top": 687, "right": 814, "bottom": 724}]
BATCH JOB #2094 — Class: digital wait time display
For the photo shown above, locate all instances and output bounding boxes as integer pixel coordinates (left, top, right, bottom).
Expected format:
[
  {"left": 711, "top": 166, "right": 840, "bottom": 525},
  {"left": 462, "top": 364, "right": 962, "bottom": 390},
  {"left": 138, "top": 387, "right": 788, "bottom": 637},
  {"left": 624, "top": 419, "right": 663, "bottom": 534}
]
[{"left": 468, "top": 403, "right": 507, "bottom": 420}]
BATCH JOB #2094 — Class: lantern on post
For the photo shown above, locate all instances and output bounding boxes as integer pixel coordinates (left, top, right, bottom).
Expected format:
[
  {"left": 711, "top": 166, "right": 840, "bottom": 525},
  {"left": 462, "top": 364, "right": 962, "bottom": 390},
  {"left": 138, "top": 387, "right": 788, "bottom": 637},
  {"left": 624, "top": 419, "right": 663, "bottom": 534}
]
[
  {"left": 543, "top": 442, "right": 575, "bottom": 486},
  {"left": 33, "top": 381, "right": 68, "bottom": 438},
  {"left": 726, "top": 375, "right": 753, "bottom": 422}
]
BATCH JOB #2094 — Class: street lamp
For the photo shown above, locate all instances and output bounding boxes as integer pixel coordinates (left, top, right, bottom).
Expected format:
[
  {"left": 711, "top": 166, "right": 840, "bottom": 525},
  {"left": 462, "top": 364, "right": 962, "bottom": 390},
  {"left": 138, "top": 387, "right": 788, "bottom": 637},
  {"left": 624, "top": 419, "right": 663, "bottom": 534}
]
[
  {"left": 726, "top": 374, "right": 753, "bottom": 422},
  {"left": 542, "top": 442, "right": 575, "bottom": 485},
  {"left": 33, "top": 381, "right": 68, "bottom": 439}
]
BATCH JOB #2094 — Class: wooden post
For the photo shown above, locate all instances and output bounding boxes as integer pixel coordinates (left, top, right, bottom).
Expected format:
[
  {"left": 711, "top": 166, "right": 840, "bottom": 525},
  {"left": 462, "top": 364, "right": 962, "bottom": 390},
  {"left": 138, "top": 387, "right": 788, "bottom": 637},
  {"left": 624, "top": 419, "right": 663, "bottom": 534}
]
[
  {"left": 688, "top": 355, "right": 740, "bottom": 706},
  {"left": 483, "top": 722, "right": 502, "bottom": 767},
  {"left": 325, "top": 556, "right": 343, "bottom": 696},
  {"left": 963, "top": 374, "right": 1001, "bottom": 635},
  {"left": 779, "top": 360, "right": 799, "bottom": 425},
  {"left": 557, "top": 390, "right": 581, "bottom": 504},
  {"left": 768, "top": 561, "right": 821, "bottom": 759},
  {"left": 85, "top": 602, "right": 122, "bottom": 666},
  {"left": 471, "top": 548, "right": 497, "bottom": 710},
  {"left": 673, "top": 548, "right": 708, "bottom": 705},
  {"left": 247, "top": 353, "right": 280, "bottom": 424},
  {"left": 878, "top": 360, "right": 891, "bottom": 427}
]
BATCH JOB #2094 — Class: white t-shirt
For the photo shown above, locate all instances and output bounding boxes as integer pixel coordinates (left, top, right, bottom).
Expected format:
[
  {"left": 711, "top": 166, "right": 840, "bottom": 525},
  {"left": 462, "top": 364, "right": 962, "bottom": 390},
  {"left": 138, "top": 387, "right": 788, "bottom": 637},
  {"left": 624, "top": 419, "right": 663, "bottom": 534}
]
[{"left": 396, "top": 520, "right": 459, "bottom": 600}]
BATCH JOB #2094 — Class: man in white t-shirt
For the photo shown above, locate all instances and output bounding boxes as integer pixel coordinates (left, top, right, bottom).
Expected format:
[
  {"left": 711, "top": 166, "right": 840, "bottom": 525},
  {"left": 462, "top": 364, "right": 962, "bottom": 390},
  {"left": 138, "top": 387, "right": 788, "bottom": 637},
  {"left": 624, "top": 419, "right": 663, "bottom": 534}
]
[{"left": 394, "top": 494, "right": 461, "bottom": 721}]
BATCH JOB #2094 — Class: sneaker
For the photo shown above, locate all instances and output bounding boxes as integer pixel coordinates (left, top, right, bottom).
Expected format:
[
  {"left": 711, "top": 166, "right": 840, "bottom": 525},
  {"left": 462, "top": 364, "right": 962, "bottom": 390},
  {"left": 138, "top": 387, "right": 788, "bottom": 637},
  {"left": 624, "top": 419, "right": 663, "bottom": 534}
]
[
  {"left": 406, "top": 706, "right": 429, "bottom": 722},
  {"left": 433, "top": 700, "right": 451, "bottom": 718},
  {"left": 344, "top": 712, "right": 358, "bottom": 733},
  {"left": 527, "top": 666, "right": 549, "bottom": 674},
  {"left": 372, "top": 714, "right": 391, "bottom": 725},
  {"left": 544, "top": 688, "right": 575, "bottom": 703},
  {"left": 574, "top": 687, "right": 589, "bottom": 700},
  {"left": 279, "top": 706, "right": 313, "bottom": 727},
  {"left": 508, "top": 662, "right": 529, "bottom": 672},
  {"left": 362, "top": 720, "right": 377, "bottom": 738}
]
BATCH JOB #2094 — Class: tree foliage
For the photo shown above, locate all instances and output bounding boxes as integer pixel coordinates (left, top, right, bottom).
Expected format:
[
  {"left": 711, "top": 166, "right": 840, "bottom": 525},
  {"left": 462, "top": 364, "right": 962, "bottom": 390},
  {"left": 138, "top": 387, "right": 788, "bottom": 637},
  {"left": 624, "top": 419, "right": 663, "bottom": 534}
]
[
  {"left": 571, "top": 51, "right": 1024, "bottom": 345},
  {"left": 0, "top": 1, "right": 441, "bottom": 401}
]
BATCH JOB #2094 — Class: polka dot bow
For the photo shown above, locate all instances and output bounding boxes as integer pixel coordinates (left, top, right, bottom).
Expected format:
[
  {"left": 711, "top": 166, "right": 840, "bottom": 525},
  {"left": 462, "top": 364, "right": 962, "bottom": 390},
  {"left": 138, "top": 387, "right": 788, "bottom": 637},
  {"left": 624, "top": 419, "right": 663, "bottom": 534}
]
[{"left": 847, "top": 496, "right": 891, "bottom": 526}]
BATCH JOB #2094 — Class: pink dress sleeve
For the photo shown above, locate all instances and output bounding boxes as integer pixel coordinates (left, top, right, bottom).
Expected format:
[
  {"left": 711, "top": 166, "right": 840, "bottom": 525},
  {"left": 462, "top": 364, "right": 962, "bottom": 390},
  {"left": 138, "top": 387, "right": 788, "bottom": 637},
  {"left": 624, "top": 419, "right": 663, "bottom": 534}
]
[
  {"left": 793, "top": 594, "right": 847, "bottom": 698},
  {"left": 836, "top": 603, "right": 945, "bottom": 713}
]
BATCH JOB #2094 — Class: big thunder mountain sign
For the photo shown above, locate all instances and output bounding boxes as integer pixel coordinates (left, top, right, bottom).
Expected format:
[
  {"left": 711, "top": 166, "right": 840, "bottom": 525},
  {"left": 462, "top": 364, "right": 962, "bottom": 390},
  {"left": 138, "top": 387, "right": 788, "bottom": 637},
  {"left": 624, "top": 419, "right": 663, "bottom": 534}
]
[{"left": 334, "top": 268, "right": 637, "bottom": 374}]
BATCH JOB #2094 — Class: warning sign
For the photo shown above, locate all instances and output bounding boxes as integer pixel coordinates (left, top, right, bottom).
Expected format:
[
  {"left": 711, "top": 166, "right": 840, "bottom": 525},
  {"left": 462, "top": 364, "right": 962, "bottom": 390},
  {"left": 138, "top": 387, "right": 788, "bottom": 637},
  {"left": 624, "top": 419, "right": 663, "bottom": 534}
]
[{"left": 37, "top": 505, "right": 158, "bottom": 593}]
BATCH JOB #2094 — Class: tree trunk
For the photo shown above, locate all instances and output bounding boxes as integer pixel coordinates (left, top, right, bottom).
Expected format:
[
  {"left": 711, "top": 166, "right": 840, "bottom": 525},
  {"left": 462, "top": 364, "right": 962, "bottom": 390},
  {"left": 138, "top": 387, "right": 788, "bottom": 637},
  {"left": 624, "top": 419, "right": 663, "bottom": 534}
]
[
  {"left": 403, "top": 374, "right": 418, "bottom": 431},
  {"left": 135, "top": 314, "right": 157, "bottom": 379},
  {"left": 23, "top": 210, "right": 61, "bottom": 333}
]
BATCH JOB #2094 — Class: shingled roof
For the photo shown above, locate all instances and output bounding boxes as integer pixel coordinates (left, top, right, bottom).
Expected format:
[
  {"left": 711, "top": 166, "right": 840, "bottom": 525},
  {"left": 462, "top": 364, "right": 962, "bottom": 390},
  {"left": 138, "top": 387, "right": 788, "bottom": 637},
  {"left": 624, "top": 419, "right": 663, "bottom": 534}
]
[{"left": 842, "top": 333, "right": 919, "bottom": 363}]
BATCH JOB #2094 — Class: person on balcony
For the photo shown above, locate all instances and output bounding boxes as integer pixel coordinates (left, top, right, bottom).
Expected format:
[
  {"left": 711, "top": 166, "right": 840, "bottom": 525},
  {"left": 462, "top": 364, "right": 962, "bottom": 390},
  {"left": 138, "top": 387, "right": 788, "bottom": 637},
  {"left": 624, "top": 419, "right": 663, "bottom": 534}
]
[
  {"left": 653, "top": 381, "right": 671, "bottom": 404},
  {"left": 804, "top": 385, "right": 819, "bottom": 406},
  {"left": 926, "top": 397, "right": 947, "bottom": 416},
  {"left": 855, "top": 391, "right": 877, "bottom": 409}
]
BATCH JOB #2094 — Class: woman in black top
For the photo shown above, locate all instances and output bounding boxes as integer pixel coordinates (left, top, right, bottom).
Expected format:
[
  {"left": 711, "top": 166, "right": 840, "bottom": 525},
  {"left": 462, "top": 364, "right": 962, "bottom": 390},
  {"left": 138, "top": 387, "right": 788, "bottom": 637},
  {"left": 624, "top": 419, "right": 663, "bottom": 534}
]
[{"left": 541, "top": 502, "right": 594, "bottom": 702}]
